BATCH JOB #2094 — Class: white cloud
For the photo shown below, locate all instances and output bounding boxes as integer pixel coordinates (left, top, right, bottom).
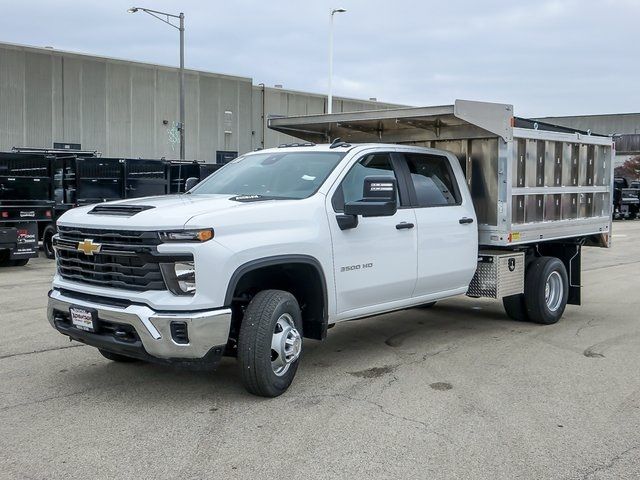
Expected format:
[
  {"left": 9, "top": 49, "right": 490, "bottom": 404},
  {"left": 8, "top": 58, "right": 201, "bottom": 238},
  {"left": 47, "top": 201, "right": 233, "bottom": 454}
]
[{"left": 0, "top": 0, "right": 639, "bottom": 116}]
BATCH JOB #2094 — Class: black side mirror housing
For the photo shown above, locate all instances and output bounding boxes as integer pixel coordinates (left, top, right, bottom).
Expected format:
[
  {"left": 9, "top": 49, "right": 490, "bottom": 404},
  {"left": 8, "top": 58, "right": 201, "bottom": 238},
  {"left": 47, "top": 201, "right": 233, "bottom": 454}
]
[
  {"left": 184, "top": 177, "right": 200, "bottom": 191},
  {"left": 343, "top": 176, "right": 398, "bottom": 218}
]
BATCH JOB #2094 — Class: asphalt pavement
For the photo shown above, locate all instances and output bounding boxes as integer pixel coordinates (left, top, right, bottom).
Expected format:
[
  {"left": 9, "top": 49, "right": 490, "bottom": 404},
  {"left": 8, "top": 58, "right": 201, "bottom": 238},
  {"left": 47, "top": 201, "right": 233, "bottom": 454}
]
[{"left": 1, "top": 221, "right": 639, "bottom": 479}]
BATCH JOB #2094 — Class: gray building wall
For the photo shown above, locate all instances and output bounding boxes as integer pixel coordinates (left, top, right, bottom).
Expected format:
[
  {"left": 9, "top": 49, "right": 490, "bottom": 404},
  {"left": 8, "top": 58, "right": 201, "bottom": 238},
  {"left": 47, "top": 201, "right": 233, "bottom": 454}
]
[
  {"left": 534, "top": 113, "right": 640, "bottom": 166},
  {"left": 0, "top": 42, "right": 399, "bottom": 161},
  {"left": 534, "top": 113, "right": 640, "bottom": 136}
]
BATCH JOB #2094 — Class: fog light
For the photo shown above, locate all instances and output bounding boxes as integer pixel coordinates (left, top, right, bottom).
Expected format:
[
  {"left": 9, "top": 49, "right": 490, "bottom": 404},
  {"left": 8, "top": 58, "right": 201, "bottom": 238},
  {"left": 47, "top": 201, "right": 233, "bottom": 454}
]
[{"left": 160, "top": 262, "right": 196, "bottom": 296}]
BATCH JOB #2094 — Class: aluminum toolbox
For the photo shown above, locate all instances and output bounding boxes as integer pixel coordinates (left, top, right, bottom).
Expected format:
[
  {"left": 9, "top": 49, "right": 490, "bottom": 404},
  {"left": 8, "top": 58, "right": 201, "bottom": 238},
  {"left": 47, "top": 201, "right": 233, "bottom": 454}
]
[
  {"left": 467, "top": 250, "right": 525, "bottom": 299},
  {"left": 268, "top": 100, "right": 613, "bottom": 248}
]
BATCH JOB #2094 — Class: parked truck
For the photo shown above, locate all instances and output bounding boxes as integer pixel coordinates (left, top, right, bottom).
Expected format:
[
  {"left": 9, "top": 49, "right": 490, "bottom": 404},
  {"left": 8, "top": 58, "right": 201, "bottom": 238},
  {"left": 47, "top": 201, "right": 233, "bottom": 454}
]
[
  {"left": 47, "top": 100, "right": 613, "bottom": 397},
  {"left": 612, "top": 177, "right": 639, "bottom": 220}
]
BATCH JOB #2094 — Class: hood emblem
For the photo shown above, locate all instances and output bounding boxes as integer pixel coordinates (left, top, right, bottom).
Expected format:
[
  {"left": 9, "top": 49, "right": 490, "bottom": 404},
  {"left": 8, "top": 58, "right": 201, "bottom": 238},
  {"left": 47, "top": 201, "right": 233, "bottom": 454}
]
[{"left": 77, "top": 239, "right": 102, "bottom": 256}]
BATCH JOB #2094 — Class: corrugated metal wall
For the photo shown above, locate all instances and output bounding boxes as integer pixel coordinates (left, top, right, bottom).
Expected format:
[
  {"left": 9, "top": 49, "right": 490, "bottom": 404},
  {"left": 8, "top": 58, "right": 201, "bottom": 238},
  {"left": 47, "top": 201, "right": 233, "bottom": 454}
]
[{"left": 0, "top": 42, "right": 398, "bottom": 161}]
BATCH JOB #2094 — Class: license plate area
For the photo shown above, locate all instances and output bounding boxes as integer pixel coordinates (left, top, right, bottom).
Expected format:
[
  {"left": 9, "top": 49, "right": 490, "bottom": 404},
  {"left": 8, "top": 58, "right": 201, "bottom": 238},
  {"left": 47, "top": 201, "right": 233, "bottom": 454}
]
[{"left": 69, "top": 306, "right": 97, "bottom": 332}]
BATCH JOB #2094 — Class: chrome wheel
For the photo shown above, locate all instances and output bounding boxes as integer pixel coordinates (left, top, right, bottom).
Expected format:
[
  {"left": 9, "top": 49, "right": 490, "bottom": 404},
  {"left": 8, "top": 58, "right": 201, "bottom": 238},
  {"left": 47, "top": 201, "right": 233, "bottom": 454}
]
[
  {"left": 271, "top": 313, "right": 302, "bottom": 376},
  {"left": 545, "top": 271, "right": 563, "bottom": 312}
]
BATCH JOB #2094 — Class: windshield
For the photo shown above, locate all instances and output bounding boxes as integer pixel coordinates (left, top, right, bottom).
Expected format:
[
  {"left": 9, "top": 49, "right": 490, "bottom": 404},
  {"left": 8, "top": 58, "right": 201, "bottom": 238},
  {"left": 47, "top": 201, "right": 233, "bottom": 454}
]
[{"left": 189, "top": 151, "right": 346, "bottom": 199}]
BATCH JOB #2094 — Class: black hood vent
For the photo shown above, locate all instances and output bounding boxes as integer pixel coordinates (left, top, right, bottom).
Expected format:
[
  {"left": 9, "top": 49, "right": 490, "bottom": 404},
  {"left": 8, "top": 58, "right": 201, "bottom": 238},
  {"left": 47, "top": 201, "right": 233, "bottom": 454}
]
[{"left": 88, "top": 204, "right": 155, "bottom": 216}]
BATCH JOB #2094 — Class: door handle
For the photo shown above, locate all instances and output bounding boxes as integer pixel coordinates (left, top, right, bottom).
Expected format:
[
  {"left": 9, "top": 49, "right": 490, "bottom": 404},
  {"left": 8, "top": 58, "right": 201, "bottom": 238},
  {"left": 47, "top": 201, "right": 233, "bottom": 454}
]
[
  {"left": 396, "top": 222, "right": 414, "bottom": 230},
  {"left": 459, "top": 217, "right": 474, "bottom": 224}
]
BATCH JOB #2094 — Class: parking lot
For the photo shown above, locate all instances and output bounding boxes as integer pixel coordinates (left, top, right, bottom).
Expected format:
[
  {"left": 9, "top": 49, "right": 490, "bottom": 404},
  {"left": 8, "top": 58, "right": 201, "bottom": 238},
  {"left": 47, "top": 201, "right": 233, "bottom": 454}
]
[{"left": 0, "top": 221, "right": 638, "bottom": 480}]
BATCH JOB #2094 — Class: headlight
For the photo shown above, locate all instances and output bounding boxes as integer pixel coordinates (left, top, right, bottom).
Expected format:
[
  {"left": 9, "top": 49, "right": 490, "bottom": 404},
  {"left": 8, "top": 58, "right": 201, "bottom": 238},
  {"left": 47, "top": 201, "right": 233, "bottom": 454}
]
[
  {"left": 158, "top": 229, "right": 213, "bottom": 242},
  {"left": 160, "top": 262, "right": 196, "bottom": 296}
]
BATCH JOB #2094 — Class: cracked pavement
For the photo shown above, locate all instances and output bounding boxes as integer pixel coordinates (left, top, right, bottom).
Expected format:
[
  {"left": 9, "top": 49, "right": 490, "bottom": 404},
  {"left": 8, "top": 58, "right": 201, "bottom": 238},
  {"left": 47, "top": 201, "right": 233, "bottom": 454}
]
[{"left": 1, "top": 222, "right": 640, "bottom": 479}]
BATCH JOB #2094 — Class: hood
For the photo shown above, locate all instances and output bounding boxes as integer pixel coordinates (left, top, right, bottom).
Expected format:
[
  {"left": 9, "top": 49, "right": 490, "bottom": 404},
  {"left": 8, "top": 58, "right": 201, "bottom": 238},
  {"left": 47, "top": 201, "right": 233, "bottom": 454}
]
[{"left": 58, "top": 194, "right": 257, "bottom": 230}]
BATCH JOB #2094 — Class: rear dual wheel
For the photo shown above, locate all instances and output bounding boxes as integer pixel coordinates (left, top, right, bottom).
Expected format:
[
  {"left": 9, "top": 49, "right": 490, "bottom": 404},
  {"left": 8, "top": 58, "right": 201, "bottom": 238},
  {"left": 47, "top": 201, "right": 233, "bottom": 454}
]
[
  {"left": 503, "top": 256, "right": 568, "bottom": 325},
  {"left": 0, "top": 251, "right": 29, "bottom": 267}
]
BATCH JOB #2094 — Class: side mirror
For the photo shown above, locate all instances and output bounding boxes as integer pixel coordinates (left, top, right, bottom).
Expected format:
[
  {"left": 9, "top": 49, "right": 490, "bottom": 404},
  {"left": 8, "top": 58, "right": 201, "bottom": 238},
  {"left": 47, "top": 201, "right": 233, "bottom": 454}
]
[
  {"left": 343, "top": 176, "right": 398, "bottom": 218},
  {"left": 184, "top": 177, "right": 200, "bottom": 191}
]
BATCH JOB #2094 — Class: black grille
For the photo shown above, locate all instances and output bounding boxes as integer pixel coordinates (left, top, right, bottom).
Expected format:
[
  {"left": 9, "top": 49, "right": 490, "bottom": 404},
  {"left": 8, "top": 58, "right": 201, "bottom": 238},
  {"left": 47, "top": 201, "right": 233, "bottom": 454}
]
[
  {"left": 57, "top": 226, "right": 161, "bottom": 245},
  {"left": 56, "top": 227, "right": 175, "bottom": 291}
]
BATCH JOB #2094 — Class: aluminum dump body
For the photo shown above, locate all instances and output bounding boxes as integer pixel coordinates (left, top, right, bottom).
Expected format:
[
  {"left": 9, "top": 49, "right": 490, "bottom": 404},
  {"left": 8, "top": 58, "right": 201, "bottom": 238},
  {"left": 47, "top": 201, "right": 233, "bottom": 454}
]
[{"left": 268, "top": 100, "right": 613, "bottom": 248}]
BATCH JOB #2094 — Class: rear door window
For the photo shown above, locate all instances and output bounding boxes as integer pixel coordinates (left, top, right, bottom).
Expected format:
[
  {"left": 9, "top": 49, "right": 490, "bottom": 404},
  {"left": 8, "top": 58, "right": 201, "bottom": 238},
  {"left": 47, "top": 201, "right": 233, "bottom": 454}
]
[{"left": 402, "top": 153, "right": 461, "bottom": 207}]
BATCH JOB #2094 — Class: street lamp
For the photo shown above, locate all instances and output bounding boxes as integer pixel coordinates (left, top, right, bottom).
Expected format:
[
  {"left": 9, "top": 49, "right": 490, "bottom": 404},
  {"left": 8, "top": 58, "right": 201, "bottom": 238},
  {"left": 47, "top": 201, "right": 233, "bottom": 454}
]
[
  {"left": 128, "top": 7, "right": 186, "bottom": 160},
  {"left": 328, "top": 7, "right": 346, "bottom": 114}
]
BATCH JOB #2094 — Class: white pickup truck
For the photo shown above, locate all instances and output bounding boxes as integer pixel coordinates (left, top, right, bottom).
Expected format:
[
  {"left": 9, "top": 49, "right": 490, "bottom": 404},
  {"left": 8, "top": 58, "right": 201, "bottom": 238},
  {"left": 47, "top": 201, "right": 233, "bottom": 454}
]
[{"left": 48, "top": 100, "right": 613, "bottom": 397}]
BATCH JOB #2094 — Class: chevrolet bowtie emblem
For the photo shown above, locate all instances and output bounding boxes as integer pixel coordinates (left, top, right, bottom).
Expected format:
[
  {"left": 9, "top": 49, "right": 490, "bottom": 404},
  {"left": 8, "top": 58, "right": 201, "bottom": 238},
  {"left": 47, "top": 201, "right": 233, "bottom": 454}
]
[{"left": 77, "top": 239, "right": 102, "bottom": 256}]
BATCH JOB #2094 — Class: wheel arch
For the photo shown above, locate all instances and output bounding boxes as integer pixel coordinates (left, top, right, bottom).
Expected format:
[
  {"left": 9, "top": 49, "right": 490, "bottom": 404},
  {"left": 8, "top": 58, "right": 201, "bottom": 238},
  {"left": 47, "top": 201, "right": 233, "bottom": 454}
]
[{"left": 225, "top": 255, "right": 329, "bottom": 341}]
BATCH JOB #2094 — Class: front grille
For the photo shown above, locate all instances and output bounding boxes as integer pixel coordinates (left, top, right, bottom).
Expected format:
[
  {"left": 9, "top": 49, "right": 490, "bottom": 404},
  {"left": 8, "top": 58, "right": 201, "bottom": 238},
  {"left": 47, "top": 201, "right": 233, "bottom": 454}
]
[
  {"left": 57, "top": 226, "right": 161, "bottom": 245},
  {"left": 56, "top": 227, "right": 178, "bottom": 291}
]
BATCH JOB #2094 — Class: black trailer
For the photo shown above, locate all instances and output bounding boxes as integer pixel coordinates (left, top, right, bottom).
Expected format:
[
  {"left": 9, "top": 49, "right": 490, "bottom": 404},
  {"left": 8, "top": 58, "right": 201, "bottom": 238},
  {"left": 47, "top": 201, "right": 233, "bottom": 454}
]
[
  {"left": 2, "top": 151, "right": 225, "bottom": 263},
  {"left": 0, "top": 153, "right": 55, "bottom": 266}
]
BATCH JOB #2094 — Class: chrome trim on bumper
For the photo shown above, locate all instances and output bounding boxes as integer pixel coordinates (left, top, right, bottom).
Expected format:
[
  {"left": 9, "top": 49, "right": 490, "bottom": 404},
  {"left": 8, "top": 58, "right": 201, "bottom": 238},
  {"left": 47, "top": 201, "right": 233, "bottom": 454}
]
[{"left": 47, "top": 289, "right": 231, "bottom": 359}]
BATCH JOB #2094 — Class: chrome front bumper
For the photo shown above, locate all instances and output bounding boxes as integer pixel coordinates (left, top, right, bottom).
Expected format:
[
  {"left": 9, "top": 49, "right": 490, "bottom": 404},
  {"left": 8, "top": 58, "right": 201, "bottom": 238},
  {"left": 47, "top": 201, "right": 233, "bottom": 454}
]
[{"left": 47, "top": 289, "right": 232, "bottom": 360}]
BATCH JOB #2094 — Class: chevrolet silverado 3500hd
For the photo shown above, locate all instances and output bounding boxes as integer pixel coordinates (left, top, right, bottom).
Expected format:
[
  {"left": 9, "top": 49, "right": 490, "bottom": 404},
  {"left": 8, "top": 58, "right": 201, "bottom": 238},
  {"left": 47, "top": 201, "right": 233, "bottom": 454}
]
[{"left": 48, "top": 100, "right": 613, "bottom": 397}]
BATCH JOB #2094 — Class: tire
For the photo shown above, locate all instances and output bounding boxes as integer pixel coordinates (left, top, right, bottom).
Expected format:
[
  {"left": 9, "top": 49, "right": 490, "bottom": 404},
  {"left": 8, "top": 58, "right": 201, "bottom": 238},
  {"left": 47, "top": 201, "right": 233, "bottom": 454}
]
[
  {"left": 0, "top": 250, "right": 10, "bottom": 267},
  {"left": 43, "top": 226, "right": 56, "bottom": 259},
  {"left": 523, "top": 256, "right": 568, "bottom": 325},
  {"left": 10, "top": 258, "right": 29, "bottom": 267},
  {"left": 502, "top": 294, "right": 529, "bottom": 322},
  {"left": 98, "top": 349, "right": 140, "bottom": 363},
  {"left": 416, "top": 301, "right": 437, "bottom": 309},
  {"left": 238, "top": 289, "right": 303, "bottom": 397}
]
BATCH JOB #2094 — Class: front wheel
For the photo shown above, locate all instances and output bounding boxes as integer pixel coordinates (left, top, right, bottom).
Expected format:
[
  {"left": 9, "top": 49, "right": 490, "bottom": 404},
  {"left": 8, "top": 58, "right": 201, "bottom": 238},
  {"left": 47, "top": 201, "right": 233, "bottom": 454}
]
[{"left": 238, "top": 290, "right": 303, "bottom": 397}]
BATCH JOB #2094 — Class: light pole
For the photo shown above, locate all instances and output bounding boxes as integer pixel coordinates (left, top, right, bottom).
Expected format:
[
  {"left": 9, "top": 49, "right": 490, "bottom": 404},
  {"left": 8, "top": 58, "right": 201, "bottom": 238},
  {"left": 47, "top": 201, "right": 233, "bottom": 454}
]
[
  {"left": 328, "top": 8, "right": 346, "bottom": 114},
  {"left": 128, "top": 7, "right": 185, "bottom": 160}
]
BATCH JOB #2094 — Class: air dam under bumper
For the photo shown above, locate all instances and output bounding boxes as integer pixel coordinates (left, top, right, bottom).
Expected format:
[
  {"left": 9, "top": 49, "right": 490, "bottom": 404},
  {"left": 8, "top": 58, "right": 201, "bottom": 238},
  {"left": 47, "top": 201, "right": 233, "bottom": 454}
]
[{"left": 47, "top": 289, "right": 231, "bottom": 368}]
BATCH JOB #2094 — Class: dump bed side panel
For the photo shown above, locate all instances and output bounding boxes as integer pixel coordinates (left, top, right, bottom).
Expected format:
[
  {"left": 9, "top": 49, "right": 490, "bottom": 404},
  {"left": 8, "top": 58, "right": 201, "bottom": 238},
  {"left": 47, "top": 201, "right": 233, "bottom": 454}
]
[{"left": 505, "top": 128, "right": 612, "bottom": 247}]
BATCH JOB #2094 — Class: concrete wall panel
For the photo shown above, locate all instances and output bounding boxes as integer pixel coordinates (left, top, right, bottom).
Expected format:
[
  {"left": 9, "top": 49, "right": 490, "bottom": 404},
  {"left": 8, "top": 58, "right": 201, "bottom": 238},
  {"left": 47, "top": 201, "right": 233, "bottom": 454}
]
[
  {"left": 155, "top": 69, "right": 179, "bottom": 159},
  {"left": 81, "top": 60, "right": 107, "bottom": 153},
  {"left": 131, "top": 66, "right": 156, "bottom": 158},
  {"left": 52, "top": 56, "right": 63, "bottom": 143},
  {"left": 61, "top": 57, "right": 82, "bottom": 145},
  {"left": 198, "top": 75, "right": 219, "bottom": 160},
  {"left": 219, "top": 78, "right": 238, "bottom": 153},
  {"left": 24, "top": 52, "right": 52, "bottom": 148},
  {"left": 184, "top": 72, "right": 199, "bottom": 161},
  {"left": 106, "top": 63, "right": 131, "bottom": 157},
  {"left": 238, "top": 80, "right": 253, "bottom": 155},
  {"left": 0, "top": 47, "right": 25, "bottom": 149}
]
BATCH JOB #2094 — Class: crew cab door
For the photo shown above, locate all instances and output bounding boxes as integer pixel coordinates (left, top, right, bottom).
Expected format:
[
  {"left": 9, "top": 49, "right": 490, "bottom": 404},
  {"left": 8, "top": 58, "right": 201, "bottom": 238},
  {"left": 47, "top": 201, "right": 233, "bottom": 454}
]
[
  {"left": 327, "top": 151, "right": 418, "bottom": 316},
  {"left": 398, "top": 151, "right": 478, "bottom": 296}
]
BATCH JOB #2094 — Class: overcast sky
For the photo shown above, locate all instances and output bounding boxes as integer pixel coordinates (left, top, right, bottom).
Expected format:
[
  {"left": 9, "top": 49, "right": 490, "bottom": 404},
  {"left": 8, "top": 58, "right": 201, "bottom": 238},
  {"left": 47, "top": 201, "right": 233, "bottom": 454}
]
[{"left": 1, "top": 0, "right": 639, "bottom": 117}]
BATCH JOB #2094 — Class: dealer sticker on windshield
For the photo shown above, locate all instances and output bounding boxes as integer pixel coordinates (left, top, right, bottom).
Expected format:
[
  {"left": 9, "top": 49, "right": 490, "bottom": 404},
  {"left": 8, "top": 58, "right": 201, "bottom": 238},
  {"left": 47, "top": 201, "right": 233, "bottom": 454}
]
[{"left": 70, "top": 307, "right": 95, "bottom": 332}]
